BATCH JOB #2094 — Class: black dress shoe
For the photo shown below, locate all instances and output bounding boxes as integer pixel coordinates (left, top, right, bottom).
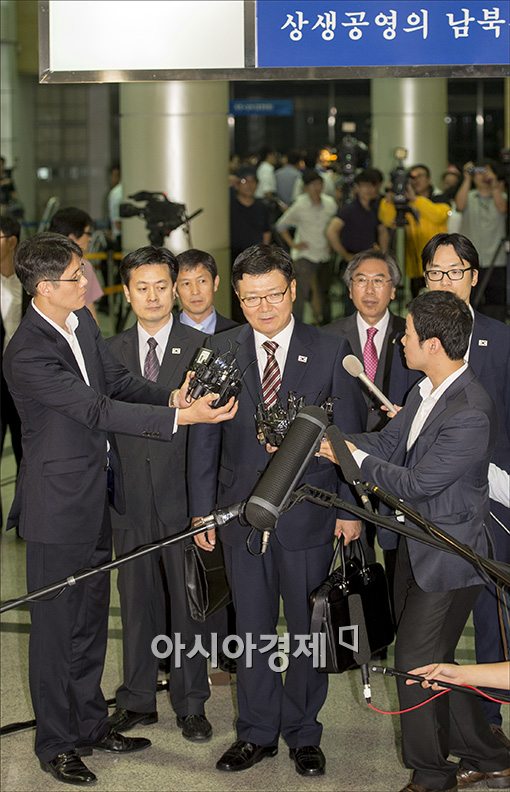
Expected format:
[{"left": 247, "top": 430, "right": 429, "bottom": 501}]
[
  {"left": 108, "top": 707, "right": 158, "bottom": 733},
  {"left": 289, "top": 746, "right": 326, "bottom": 776},
  {"left": 77, "top": 729, "right": 151, "bottom": 755},
  {"left": 176, "top": 714, "right": 212, "bottom": 742},
  {"left": 40, "top": 751, "right": 97, "bottom": 786},
  {"left": 216, "top": 739, "right": 278, "bottom": 771}
]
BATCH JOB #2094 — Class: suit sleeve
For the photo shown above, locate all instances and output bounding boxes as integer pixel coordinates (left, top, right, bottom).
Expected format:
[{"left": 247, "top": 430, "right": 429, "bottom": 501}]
[
  {"left": 360, "top": 409, "right": 491, "bottom": 505},
  {"left": 7, "top": 340, "right": 177, "bottom": 440}
]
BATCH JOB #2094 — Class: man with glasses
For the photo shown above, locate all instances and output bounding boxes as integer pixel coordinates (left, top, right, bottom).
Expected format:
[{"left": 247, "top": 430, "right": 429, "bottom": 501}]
[
  {"left": 379, "top": 163, "right": 451, "bottom": 296},
  {"left": 422, "top": 232, "right": 510, "bottom": 757},
  {"left": 3, "top": 233, "right": 238, "bottom": 786},
  {"left": 188, "top": 244, "right": 366, "bottom": 778}
]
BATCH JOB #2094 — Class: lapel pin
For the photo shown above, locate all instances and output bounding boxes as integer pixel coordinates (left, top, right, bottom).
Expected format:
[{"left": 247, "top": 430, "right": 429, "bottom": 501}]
[
  {"left": 478, "top": 340, "right": 488, "bottom": 347},
  {"left": 171, "top": 347, "right": 181, "bottom": 354},
  {"left": 297, "top": 355, "right": 308, "bottom": 363}
]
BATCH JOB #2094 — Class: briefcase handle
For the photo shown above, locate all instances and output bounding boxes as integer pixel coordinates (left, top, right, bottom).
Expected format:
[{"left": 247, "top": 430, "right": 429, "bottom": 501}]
[{"left": 328, "top": 536, "right": 368, "bottom": 577}]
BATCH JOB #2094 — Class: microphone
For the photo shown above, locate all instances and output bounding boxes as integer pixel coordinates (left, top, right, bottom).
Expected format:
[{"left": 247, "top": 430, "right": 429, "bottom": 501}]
[
  {"left": 245, "top": 406, "right": 330, "bottom": 549},
  {"left": 348, "top": 592, "right": 372, "bottom": 703},
  {"left": 342, "top": 354, "right": 396, "bottom": 413},
  {"left": 325, "top": 424, "right": 373, "bottom": 514},
  {"left": 192, "top": 503, "right": 245, "bottom": 531}
]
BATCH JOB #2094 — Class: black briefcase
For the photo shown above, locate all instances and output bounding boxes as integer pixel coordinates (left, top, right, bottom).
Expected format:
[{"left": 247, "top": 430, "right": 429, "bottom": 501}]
[
  {"left": 309, "top": 538, "right": 394, "bottom": 673},
  {"left": 184, "top": 541, "right": 232, "bottom": 623}
]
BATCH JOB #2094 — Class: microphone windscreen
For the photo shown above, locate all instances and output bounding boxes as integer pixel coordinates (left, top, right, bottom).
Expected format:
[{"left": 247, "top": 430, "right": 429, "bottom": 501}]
[
  {"left": 348, "top": 592, "right": 371, "bottom": 666},
  {"left": 326, "top": 425, "right": 361, "bottom": 487},
  {"left": 245, "top": 405, "right": 329, "bottom": 532},
  {"left": 342, "top": 354, "right": 364, "bottom": 378}
]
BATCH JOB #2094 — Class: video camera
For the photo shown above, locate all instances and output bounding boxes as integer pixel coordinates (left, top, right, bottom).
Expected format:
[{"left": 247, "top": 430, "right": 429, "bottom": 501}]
[
  {"left": 390, "top": 147, "right": 409, "bottom": 207},
  {"left": 255, "top": 393, "right": 334, "bottom": 447},
  {"left": 187, "top": 347, "right": 242, "bottom": 408},
  {"left": 337, "top": 122, "right": 369, "bottom": 202},
  {"left": 120, "top": 191, "right": 202, "bottom": 246}
]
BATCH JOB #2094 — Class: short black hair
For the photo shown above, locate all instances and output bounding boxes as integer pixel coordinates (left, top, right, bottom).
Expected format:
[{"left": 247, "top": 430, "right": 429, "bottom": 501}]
[
  {"left": 49, "top": 207, "right": 93, "bottom": 238},
  {"left": 422, "top": 233, "right": 480, "bottom": 272},
  {"left": 119, "top": 246, "right": 178, "bottom": 286},
  {"left": 236, "top": 165, "right": 258, "bottom": 181},
  {"left": 14, "top": 232, "right": 81, "bottom": 296},
  {"left": 0, "top": 215, "right": 21, "bottom": 242},
  {"left": 409, "top": 163, "right": 431, "bottom": 178},
  {"left": 176, "top": 249, "right": 218, "bottom": 280},
  {"left": 231, "top": 244, "right": 294, "bottom": 290},
  {"left": 408, "top": 290, "right": 472, "bottom": 361},
  {"left": 354, "top": 169, "right": 380, "bottom": 186},
  {"left": 287, "top": 150, "right": 302, "bottom": 166}
]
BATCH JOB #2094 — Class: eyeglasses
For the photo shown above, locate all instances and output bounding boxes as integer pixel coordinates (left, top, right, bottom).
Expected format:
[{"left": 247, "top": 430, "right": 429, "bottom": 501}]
[
  {"left": 39, "top": 262, "right": 87, "bottom": 285},
  {"left": 351, "top": 275, "right": 393, "bottom": 290},
  {"left": 240, "top": 285, "right": 290, "bottom": 308},
  {"left": 424, "top": 266, "right": 472, "bottom": 282}
]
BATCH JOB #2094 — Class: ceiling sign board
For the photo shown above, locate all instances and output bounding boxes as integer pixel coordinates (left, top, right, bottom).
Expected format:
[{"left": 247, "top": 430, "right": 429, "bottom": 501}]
[{"left": 40, "top": 0, "right": 509, "bottom": 82}]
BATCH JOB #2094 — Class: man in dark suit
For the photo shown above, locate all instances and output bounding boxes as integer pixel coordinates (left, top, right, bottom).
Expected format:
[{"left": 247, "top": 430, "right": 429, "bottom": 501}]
[
  {"left": 322, "top": 291, "right": 509, "bottom": 792},
  {"left": 188, "top": 244, "right": 366, "bottom": 777},
  {"left": 3, "top": 233, "right": 238, "bottom": 786},
  {"left": 107, "top": 246, "right": 220, "bottom": 742},
  {"left": 325, "top": 249, "right": 419, "bottom": 432},
  {"left": 175, "top": 248, "right": 239, "bottom": 334},
  {"left": 422, "top": 232, "right": 510, "bottom": 746}
]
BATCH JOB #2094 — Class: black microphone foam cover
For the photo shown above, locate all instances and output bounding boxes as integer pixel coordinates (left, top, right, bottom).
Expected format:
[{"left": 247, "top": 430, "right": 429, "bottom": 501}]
[{"left": 245, "top": 405, "right": 329, "bottom": 532}]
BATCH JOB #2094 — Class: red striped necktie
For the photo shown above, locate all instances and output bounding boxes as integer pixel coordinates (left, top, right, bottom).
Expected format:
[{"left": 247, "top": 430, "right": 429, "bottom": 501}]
[{"left": 261, "top": 340, "right": 281, "bottom": 406}]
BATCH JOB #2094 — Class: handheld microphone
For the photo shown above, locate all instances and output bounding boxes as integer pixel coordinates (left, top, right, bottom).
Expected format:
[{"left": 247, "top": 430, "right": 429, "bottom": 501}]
[
  {"left": 342, "top": 354, "right": 396, "bottom": 413},
  {"left": 325, "top": 425, "right": 373, "bottom": 514},
  {"left": 245, "top": 406, "right": 330, "bottom": 550},
  {"left": 348, "top": 592, "right": 372, "bottom": 703}
]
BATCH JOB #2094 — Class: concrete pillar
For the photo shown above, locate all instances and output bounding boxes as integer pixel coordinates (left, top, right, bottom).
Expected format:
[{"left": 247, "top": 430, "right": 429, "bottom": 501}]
[
  {"left": 119, "top": 82, "right": 231, "bottom": 315},
  {"left": 371, "top": 78, "right": 448, "bottom": 184}
]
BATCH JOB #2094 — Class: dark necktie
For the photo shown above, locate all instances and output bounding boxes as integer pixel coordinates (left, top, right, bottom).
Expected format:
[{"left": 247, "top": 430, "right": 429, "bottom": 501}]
[
  {"left": 144, "top": 337, "right": 160, "bottom": 382},
  {"left": 363, "top": 327, "right": 379, "bottom": 383},
  {"left": 261, "top": 340, "right": 281, "bottom": 406}
]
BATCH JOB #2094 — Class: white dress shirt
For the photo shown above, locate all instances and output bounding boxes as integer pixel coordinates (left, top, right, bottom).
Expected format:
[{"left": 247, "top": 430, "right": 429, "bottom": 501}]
[
  {"left": 488, "top": 463, "right": 510, "bottom": 508},
  {"left": 1, "top": 272, "right": 23, "bottom": 350},
  {"left": 137, "top": 316, "right": 173, "bottom": 376},
  {"left": 32, "top": 301, "right": 90, "bottom": 385},
  {"left": 253, "top": 316, "right": 295, "bottom": 382}
]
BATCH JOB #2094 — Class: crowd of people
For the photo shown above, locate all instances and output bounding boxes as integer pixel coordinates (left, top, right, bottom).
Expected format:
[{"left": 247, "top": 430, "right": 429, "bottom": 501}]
[{"left": 0, "top": 144, "right": 509, "bottom": 792}]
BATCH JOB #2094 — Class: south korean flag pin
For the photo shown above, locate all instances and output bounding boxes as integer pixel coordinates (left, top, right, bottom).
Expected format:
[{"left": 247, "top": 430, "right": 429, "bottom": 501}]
[
  {"left": 478, "top": 339, "right": 488, "bottom": 347},
  {"left": 171, "top": 347, "right": 181, "bottom": 354},
  {"left": 298, "top": 355, "right": 308, "bottom": 363}
]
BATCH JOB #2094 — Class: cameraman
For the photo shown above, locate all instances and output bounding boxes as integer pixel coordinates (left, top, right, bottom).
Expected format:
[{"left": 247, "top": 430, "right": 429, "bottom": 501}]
[
  {"left": 455, "top": 160, "right": 507, "bottom": 320},
  {"left": 379, "top": 164, "right": 451, "bottom": 296}
]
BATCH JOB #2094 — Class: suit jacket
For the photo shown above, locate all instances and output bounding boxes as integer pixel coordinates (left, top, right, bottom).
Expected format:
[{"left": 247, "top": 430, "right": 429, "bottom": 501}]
[
  {"left": 214, "top": 312, "right": 239, "bottom": 333},
  {"left": 325, "top": 311, "right": 420, "bottom": 430},
  {"left": 349, "top": 367, "right": 497, "bottom": 592},
  {"left": 188, "top": 319, "right": 367, "bottom": 551},
  {"left": 3, "top": 305, "right": 177, "bottom": 544},
  {"left": 107, "top": 319, "right": 205, "bottom": 534}
]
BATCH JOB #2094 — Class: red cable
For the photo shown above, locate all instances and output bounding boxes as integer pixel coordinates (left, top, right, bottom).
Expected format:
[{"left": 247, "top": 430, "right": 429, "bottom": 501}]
[{"left": 368, "top": 686, "right": 510, "bottom": 715}]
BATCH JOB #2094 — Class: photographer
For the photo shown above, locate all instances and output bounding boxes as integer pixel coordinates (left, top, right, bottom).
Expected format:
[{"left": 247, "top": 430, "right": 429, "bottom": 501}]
[
  {"left": 379, "top": 164, "right": 451, "bottom": 295},
  {"left": 455, "top": 160, "right": 507, "bottom": 320}
]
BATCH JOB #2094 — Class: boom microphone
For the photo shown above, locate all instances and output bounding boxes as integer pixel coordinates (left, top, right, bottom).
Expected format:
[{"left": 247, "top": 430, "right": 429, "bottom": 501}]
[
  {"left": 342, "top": 355, "right": 396, "bottom": 413},
  {"left": 244, "top": 406, "right": 330, "bottom": 540}
]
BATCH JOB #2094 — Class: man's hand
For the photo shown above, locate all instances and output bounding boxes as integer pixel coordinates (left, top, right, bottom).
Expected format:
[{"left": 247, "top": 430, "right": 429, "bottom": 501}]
[
  {"left": 381, "top": 403, "right": 402, "bottom": 419},
  {"left": 175, "top": 371, "right": 238, "bottom": 425},
  {"left": 345, "top": 440, "right": 357, "bottom": 454},
  {"left": 335, "top": 519, "right": 362, "bottom": 545},
  {"left": 192, "top": 518, "right": 216, "bottom": 552},
  {"left": 315, "top": 436, "right": 338, "bottom": 463}
]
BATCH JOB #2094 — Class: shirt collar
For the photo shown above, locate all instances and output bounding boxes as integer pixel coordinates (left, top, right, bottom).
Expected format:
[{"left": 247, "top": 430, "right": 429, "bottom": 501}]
[
  {"left": 356, "top": 309, "right": 390, "bottom": 338},
  {"left": 32, "top": 299, "right": 79, "bottom": 338},
  {"left": 418, "top": 361, "right": 468, "bottom": 402},
  {"left": 137, "top": 315, "right": 173, "bottom": 350},
  {"left": 179, "top": 308, "right": 216, "bottom": 334},
  {"left": 253, "top": 315, "right": 295, "bottom": 352}
]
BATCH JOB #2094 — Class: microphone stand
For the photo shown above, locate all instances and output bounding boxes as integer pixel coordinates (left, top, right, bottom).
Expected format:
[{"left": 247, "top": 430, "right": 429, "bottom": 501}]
[{"left": 0, "top": 521, "right": 216, "bottom": 614}]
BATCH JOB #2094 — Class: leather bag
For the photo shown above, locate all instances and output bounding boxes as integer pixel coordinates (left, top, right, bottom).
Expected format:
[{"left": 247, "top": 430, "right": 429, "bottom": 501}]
[
  {"left": 184, "top": 540, "right": 232, "bottom": 622},
  {"left": 309, "top": 537, "right": 394, "bottom": 673}
]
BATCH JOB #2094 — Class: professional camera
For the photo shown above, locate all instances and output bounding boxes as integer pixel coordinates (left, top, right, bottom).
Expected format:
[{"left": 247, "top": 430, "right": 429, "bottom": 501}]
[
  {"left": 120, "top": 191, "right": 202, "bottom": 246},
  {"left": 390, "top": 147, "right": 409, "bottom": 207},
  {"left": 255, "top": 393, "right": 334, "bottom": 447},
  {"left": 187, "top": 347, "right": 242, "bottom": 408},
  {"left": 337, "top": 122, "right": 369, "bottom": 202}
]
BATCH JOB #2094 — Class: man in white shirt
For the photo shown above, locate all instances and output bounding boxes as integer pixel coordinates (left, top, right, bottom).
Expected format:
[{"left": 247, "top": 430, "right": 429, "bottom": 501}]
[
  {"left": 320, "top": 290, "right": 509, "bottom": 791},
  {"left": 276, "top": 169, "right": 337, "bottom": 322},
  {"left": 3, "top": 233, "right": 238, "bottom": 786},
  {"left": 255, "top": 146, "right": 278, "bottom": 199}
]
